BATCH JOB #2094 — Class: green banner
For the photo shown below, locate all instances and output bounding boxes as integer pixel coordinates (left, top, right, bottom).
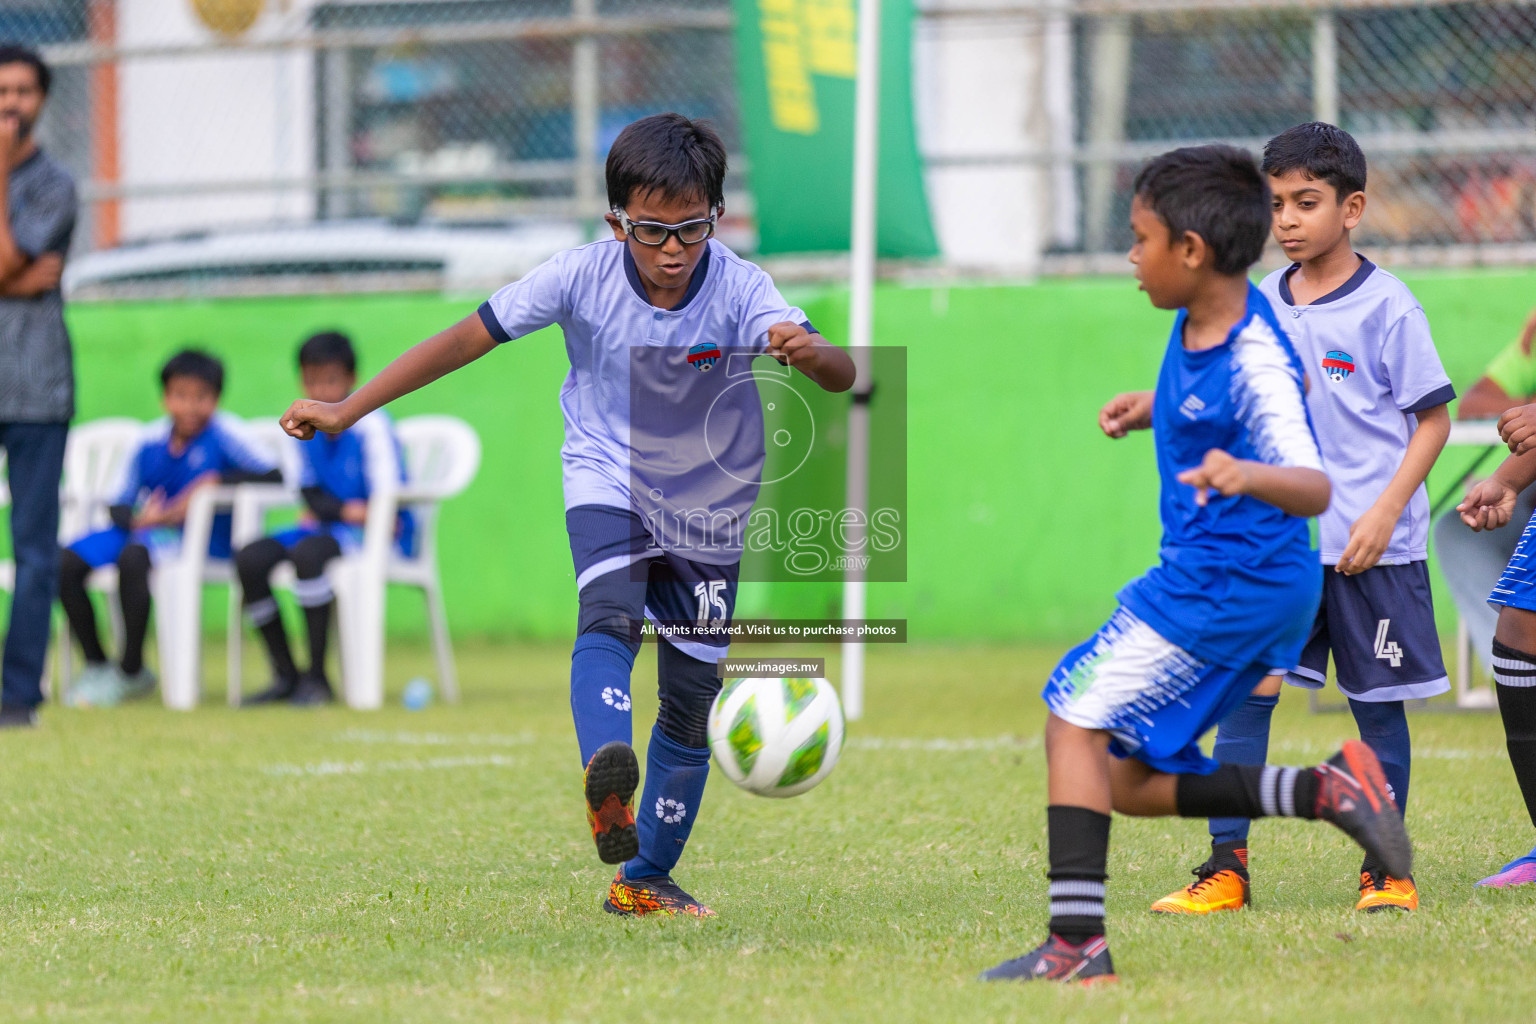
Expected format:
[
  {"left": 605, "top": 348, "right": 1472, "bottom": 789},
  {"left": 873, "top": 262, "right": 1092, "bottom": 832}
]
[{"left": 733, "top": 0, "right": 939, "bottom": 257}]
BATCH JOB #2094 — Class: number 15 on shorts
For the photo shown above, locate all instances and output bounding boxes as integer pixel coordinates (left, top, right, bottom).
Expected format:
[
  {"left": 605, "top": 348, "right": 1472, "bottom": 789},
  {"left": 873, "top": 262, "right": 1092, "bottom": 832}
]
[{"left": 695, "top": 580, "right": 727, "bottom": 629}]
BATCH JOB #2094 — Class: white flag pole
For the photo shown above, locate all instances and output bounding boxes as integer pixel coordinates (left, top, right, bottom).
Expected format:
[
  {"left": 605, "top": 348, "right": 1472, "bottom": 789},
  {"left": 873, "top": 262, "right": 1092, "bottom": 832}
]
[{"left": 842, "top": 0, "right": 881, "bottom": 721}]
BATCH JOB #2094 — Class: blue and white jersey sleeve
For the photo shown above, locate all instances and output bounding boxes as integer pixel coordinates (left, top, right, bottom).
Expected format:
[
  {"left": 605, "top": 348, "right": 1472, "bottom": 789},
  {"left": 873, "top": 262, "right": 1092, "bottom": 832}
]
[
  {"left": 108, "top": 437, "right": 152, "bottom": 507},
  {"left": 478, "top": 254, "right": 568, "bottom": 344},
  {"left": 354, "top": 410, "right": 404, "bottom": 498},
  {"left": 1230, "top": 316, "right": 1324, "bottom": 472},
  {"left": 1380, "top": 307, "right": 1454, "bottom": 413},
  {"left": 297, "top": 435, "right": 319, "bottom": 490},
  {"left": 210, "top": 413, "right": 277, "bottom": 475},
  {"left": 732, "top": 266, "right": 812, "bottom": 353}
]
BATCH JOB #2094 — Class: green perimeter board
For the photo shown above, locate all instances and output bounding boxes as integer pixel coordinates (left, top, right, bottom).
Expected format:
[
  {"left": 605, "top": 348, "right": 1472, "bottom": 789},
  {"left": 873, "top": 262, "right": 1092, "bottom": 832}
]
[{"left": 43, "top": 265, "right": 1536, "bottom": 643}]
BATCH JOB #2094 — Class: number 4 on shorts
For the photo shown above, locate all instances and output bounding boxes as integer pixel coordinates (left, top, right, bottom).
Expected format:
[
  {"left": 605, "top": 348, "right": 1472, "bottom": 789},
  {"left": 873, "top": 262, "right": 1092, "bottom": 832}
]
[{"left": 1374, "top": 618, "right": 1403, "bottom": 668}]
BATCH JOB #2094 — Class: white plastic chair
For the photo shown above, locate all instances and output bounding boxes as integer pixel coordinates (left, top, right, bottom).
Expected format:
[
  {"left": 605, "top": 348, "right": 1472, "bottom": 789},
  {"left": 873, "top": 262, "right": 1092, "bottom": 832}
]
[
  {"left": 225, "top": 414, "right": 480, "bottom": 709},
  {"left": 55, "top": 414, "right": 287, "bottom": 710},
  {"left": 156, "top": 417, "right": 294, "bottom": 709}
]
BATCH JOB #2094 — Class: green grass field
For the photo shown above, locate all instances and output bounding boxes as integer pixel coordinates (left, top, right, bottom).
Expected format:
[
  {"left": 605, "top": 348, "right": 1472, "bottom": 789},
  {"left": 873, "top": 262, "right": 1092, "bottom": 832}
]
[{"left": 4, "top": 640, "right": 1534, "bottom": 1023}]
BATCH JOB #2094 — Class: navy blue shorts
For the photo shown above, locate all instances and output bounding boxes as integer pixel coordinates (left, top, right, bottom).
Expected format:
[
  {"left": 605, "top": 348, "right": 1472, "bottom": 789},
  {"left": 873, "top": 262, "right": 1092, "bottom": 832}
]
[
  {"left": 567, "top": 504, "right": 738, "bottom": 661},
  {"left": 69, "top": 522, "right": 231, "bottom": 567},
  {"left": 1490, "top": 508, "right": 1536, "bottom": 614},
  {"left": 1286, "top": 562, "right": 1448, "bottom": 702},
  {"left": 1042, "top": 606, "right": 1272, "bottom": 775}
]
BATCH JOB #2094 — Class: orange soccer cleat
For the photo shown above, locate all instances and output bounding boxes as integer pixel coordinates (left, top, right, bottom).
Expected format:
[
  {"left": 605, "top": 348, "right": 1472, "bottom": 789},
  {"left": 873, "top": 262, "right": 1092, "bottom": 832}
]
[
  {"left": 1150, "top": 850, "right": 1251, "bottom": 915},
  {"left": 1356, "top": 870, "right": 1418, "bottom": 912}
]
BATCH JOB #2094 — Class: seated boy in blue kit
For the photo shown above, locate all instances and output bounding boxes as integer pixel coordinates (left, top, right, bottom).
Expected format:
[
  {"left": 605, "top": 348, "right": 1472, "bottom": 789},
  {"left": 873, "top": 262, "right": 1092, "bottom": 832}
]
[
  {"left": 235, "top": 331, "right": 413, "bottom": 707},
  {"left": 58, "top": 349, "right": 279, "bottom": 707},
  {"left": 979, "top": 146, "right": 1409, "bottom": 985},
  {"left": 278, "top": 114, "right": 856, "bottom": 916}
]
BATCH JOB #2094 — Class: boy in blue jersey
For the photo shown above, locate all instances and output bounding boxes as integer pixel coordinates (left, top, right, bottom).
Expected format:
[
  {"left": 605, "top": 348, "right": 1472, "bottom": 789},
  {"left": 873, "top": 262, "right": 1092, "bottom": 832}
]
[
  {"left": 235, "top": 332, "right": 412, "bottom": 707},
  {"left": 1154, "top": 124, "right": 1452, "bottom": 917},
  {"left": 278, "top": 114, "right": 855, "bottom": 916},
  {"left": 1456, "top": 342, "right": 1536, "bottom": 888},
  {"left": 980, "top": 146, "right": 1409, "bottom": 985},
  {"left": 58, "top": 350, "right": 279, "bottom": 707}
]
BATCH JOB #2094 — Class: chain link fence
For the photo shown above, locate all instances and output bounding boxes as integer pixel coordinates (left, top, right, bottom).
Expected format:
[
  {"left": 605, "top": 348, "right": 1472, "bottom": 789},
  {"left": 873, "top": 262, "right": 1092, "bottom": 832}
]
[
  {"left": 3, "top": 0, "right": 1534, "bottom": 279},
  {"left": 6, "top": 0, "right": 743, "bottom": 275},
  {"left": 922, "top": 0, "right": 1536, "bottom": 270}
]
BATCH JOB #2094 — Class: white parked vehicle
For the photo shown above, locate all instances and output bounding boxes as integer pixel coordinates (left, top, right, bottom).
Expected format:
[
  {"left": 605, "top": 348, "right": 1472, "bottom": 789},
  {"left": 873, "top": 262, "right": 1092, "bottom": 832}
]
[{"left": 62, "top": 220, "right": 586, "bottom": 300}]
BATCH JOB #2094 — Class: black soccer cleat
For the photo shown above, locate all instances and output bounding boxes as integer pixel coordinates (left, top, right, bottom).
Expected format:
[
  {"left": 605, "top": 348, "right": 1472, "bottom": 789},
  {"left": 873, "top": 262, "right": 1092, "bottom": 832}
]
[
  {"left": 241, "top": 677, "right": 298, "bottom": 706},
  {"left": 980, "top": 934, "right": 1117, "bottom": 985},
  {"left": 1313, "top": 740, "right": 1412, "bottom": 880},
  {"left": 584, "top": 741, "right": 640, "bottom": 865},
  {"left": 289, "top": 673, "right": 336, "bottom": 707}
]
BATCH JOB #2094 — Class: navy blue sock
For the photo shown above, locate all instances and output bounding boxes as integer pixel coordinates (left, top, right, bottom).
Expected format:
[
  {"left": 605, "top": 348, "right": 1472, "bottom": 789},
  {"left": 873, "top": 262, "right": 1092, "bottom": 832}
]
[
  {"left": 1208, "top": 692, "right": 1279, "bottom": 847},
  {"left": 1348, "top": 696, "right": 1411, "bottom": 815},
  {"left": 625, "top": 724, "right": 711, "bottom": 880},
  {"left": 570, "top": 632, "right": 638, "bottom": 767}
]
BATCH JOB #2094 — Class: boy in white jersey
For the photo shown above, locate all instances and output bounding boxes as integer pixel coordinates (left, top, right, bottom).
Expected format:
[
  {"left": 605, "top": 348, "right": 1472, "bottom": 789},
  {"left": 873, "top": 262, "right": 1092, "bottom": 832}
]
[
  {"left": 981, "top": 145, "right": 1408, "bottom": 986},
  {"left": 280, "top": 114, "right": 855, "bottom": 917},
  {"left": 1153, "top": 123, "right": 1452, "bottom": 917}
]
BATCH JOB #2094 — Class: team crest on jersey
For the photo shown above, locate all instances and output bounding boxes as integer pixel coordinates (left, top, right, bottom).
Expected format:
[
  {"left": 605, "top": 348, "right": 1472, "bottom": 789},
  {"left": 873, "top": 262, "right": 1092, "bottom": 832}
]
[
  {"left": 1322, "top": 350, "right": 1355, "bottom": 382},
  {"left": 687, "top": 342, "right": 721, "bottom": 372}
]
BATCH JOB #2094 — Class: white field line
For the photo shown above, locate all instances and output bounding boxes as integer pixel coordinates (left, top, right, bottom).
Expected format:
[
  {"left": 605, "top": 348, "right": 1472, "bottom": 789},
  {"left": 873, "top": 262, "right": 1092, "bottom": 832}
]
[
  {"left": 332, "top": 729, "right": 538, "bottom": 747},
  {"left": 324, "top": 730, "right": 1496, "bottom": 762},
  {"left": 263, "top": 754, "right": 519, "bottom": 778},
  {"left": 331, "top": 729, "right": 1037, "bottom": 755},
  {"left": 846, "top": 735, "right": 1039, "bottom": 752},
  {"left": 1266, "top": 738, "right": 1498, "bottom": 760}
]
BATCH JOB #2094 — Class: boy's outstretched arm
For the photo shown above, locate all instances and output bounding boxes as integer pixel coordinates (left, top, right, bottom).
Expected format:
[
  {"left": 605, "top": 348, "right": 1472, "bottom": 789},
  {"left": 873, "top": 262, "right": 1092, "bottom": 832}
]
[
  {"left": 1336, "top": 402, "right": 1450, "bottom": 575},
  {"left": 767, "top": 323, "right": 855, "bottom": 393},
  {"left": 1099, "top": 390, "right": 1154, "bottom": 438},
  {"left": 1177, "top": 448, "right": 1331, "bottom": 518},
  {"left": 281, "top": 315, "right": 498, "bottom": 439},
  {"left": 1459, "top": 446, "right": 1536, "bottom": 532}
]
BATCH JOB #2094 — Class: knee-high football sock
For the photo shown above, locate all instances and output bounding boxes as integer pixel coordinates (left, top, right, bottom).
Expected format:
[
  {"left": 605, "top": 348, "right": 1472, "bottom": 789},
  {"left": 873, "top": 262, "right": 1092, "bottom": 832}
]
[
  {"left": 1348, "top": 697, "right": 1411, "bottom": 814},
  {"left": 570, "top": 632, "right": 638, "bottom": 767},
  {"left": 1046, "top": 805, "right": 1111, "bottom": 944},
  {"left": 247, "top": 600, "right": 299, "bottom": 684},
  {"left": 58, "top": 549, "right": 107, "bottom": 665},
  {"left": 116, "top": 544, "right": 152, "bottom": 677},
  {"left": 1176, "top": 763, "right": 1321, "bottom": 821},
  {"left": 1347, "top": 698, "right": 1412, "bottom": 876},
  {"left": 302, "top": 601, "right": 334, "bottom": 680},
  {"left": 236, "top": 538, "right": 297, "bottom": 684},
  {"left": 1493, "top": 639, "right": 1536, "bottom": 830},
  {"left": 1208, "top": 692, "right": 1279, "bottom": 849},
  {"left": 291, "top": 536, "right": 341, "bottom": 680},
  {"left": 624, "top": 723, "right": 711, "bottom": 880}
]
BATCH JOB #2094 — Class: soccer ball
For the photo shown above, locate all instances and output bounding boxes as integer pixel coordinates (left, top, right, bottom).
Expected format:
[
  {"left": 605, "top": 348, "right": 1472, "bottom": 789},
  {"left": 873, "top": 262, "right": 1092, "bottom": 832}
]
[{"left": 707, "top": 677, "right": 845, "bottom": 798}]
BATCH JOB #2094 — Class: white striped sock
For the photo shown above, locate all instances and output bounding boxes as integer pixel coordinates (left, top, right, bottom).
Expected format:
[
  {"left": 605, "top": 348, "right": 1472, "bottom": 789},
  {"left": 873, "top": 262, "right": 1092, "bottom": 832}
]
[
  {"left": 1048, "top": 879, "right": 1105, "bottom": 924},
  {"left": 1260, "top": 764, "right": 1280, "bottom": 817},
  {"left": 245, "top": 597, "right": 279, "bottom": 627},
  {"left": 1278, "top": 766, "right": 1298, "bottom": 817}
]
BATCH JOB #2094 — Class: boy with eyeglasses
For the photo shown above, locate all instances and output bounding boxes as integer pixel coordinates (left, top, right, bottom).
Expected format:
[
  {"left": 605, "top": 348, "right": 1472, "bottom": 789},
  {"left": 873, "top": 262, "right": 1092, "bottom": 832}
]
[{"left": 280, "top": 112, "right": 855, "bottom": 917}]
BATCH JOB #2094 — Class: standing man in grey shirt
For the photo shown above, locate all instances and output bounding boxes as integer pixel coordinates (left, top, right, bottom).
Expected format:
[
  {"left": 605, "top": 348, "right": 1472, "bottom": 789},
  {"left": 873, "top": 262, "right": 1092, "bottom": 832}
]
[{"left": 0, "top": 45, "right": 78, "bottom": 728}]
